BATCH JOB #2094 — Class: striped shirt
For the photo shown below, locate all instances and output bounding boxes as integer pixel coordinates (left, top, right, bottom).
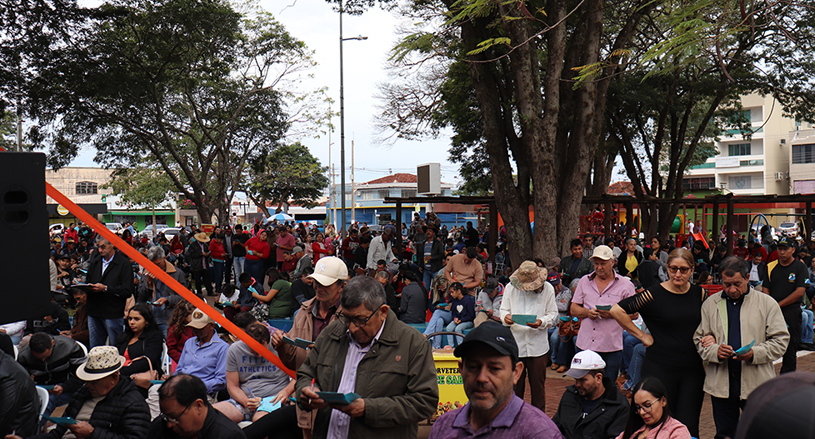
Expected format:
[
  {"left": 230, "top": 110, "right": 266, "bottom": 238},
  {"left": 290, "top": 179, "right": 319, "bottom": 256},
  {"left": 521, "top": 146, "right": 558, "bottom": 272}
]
[{"left": 326, "top": 318, "right": 387, "bottom": 439}]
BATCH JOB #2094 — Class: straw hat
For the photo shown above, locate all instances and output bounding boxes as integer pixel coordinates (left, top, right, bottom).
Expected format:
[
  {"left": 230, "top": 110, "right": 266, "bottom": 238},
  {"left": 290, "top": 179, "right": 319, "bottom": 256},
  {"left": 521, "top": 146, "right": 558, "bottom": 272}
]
[
  {"left": 76, "top": 346, "right": 125, "bottom": 381},
  {"left": 193, "top": 232, "right": 210, "bottom": 243},
  {"left": 510, "top": 261, "right": 548, "bottom": 291}
]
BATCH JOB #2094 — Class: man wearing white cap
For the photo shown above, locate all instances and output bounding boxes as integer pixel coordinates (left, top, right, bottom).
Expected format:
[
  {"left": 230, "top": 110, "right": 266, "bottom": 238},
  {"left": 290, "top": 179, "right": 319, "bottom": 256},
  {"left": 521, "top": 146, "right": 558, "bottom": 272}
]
[
  {"left": 552, "top": 350, "right": 629, "bottom": 439},
  {"left": 270, "top": 256, "right": 348, "bottom": 434},
  {"left": 569, "top": 246, "right": 636, "bottom": 380},
  {"left": 7, "top": 346, "right": 150, "bottom": 439}
]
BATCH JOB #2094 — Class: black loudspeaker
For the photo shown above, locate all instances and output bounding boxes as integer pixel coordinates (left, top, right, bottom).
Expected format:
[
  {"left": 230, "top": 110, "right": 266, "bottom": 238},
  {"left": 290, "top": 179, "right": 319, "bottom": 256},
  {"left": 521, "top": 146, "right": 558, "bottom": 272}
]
[{"left": 0, "top": 152, "right": 51, "bottom": 324}]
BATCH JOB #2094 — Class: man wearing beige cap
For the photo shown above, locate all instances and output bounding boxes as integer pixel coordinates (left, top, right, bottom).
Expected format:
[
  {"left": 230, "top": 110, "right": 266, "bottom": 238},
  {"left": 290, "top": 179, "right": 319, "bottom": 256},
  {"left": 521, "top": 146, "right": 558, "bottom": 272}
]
[
  {"left": 175, "top": 308, "right": 229, "bottom": 396},
  {"left": 569, "top": 246, "right": 636, "bottom": 381},
  {"left": 271, "top": 256, "right": 348, "bottom": 434},
  {"left": 7, "top": 346, "right": 150, "bottom": 439}
]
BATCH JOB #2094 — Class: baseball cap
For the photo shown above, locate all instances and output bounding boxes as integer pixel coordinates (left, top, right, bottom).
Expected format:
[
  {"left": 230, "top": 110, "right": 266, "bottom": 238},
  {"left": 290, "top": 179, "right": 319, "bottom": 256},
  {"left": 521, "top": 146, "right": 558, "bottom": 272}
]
[
  {"left": 590, "top": 245, "right": 614, "bottom": 261},
  {"left": 187, "top": 308, "right": 216, "bottom": 329},
  {"left": 482, "top": 277, "right": 500, "bottom": 294},
  {"left": 564, "top": 350, "right": 607, "bottom": 378},
  {"left": 547, "top": 271, "right": 562, "bottom": 285},
  {"left": 777, "top": 237, "right": 793, "bottom": 248},
  {"left": 308, "top": 256, "right": 349, "bottom": 286},
  {"left": 454, "top": 322, "right": 519, "bottom": 364},
  {"left": 292, "top": 246, "right": 304, "bottom": 254}
]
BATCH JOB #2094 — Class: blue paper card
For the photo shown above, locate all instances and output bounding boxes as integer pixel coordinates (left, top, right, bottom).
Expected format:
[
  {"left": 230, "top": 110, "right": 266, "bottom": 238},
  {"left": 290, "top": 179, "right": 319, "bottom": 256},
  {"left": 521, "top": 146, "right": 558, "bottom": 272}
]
[
  {"left": 316, "top": 391, "right": 361, "bottom": 405},
  {"left": 595, "top": 305, "right": 612, "bottom": 311},
  {"left": 41, "top": 416, "right": 77, "bottom": 425},
  {"left": 37, "top": 384, "right": 55, "bottom": 390},
  {"left": 733, "top": 339, "right": 756, "bottom": 356},
  {"left": 512, "top": 314, "right": 537, "bottom": 325},
  {"left": 282, "top": 336, "right": 313, "bottom": 349},
  {"left": 150, "top": 380, "right": 165, "bottom": 385}
]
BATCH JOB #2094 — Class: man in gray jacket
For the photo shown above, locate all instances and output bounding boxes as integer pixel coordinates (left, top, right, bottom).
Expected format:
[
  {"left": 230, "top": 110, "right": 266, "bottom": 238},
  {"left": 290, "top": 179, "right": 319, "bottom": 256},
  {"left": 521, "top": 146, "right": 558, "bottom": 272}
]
[{"left": 694, "top": 256, "right": 789, "bottom": 439}]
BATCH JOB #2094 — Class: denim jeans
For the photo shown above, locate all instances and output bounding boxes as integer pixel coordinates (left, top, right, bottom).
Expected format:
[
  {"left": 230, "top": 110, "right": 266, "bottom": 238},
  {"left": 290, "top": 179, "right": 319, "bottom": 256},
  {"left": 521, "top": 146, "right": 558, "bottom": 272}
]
[
  {"left": 446, "top": 320, "right": 474, "bottom": 347},
  {"left": 424, "top": 309, "right": 453, "bottom": 349},
  {"left": 88, "top": 315, "right": 124, "bottom": 348},
  {"left": 801, "top": 309, "right": 814, "bottom": 344},
  {"left": 548, "top": 326, "right": 575, "bottom": 365},
  {"left": 622, "top": 331, "right": 642, "bottom": 374},
  {"left": 213, "top": 261, "right": 225, "bottom": 293},
  {"left": 422, "top": 268, "right": 439, "bottom": 291},
  {"left": 233, "top": 256, "right": 246, "bottom": 281},
  {"left": 43, "top": 391, "right": 74, "bottom": 425},
  {"left": 624, "top": 343, "right": 647, "bottom": 390}
]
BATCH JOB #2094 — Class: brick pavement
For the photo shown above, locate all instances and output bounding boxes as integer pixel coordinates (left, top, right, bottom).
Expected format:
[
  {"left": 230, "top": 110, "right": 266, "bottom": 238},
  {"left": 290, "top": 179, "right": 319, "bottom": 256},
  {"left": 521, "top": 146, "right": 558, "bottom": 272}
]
[{"left": 418, "top": 351, "right": 815, "bottom": 439}]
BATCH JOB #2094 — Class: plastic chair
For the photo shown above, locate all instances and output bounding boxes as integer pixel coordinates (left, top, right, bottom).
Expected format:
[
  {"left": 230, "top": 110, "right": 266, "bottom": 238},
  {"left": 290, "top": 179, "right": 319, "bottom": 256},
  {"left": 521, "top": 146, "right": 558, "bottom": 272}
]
[
  {"left": 36, "top": 386, "right": 49, "bottom": 416},
  {"left": 12, "top": 345, "right": 18, "bottom": 360},
  {"left": 161, "top": 343, "right": 171, "bottom": 376}
]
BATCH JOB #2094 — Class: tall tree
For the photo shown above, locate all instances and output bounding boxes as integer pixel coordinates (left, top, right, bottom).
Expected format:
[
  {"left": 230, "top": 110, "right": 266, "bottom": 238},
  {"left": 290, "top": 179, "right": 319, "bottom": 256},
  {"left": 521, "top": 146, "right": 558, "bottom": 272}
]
[
  {"left": 23, "top": 0, "right": 325, "bottom": 223},
  {"left": 102, "top": 164, "right": 177, "bottom": 234},
  {"left": 244, "top": 142, "right": 330, "bottom": 213}
]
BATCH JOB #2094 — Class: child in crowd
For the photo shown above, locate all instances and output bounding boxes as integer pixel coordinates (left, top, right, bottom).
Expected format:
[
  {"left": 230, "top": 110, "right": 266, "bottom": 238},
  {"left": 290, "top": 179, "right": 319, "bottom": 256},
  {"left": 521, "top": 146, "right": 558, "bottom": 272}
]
[{"left": 446, "top": 282, "right": 475, "bottom": 347}]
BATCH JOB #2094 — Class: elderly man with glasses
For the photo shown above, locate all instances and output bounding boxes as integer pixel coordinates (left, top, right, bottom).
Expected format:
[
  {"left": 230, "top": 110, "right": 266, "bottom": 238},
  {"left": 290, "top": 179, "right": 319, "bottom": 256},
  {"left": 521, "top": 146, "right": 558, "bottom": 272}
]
[
  {"left": 150, "top": 374, "right": 244, "bottom": 439},
  {"left": 296, "top": 276, "right": 439, "bottom": 439}
]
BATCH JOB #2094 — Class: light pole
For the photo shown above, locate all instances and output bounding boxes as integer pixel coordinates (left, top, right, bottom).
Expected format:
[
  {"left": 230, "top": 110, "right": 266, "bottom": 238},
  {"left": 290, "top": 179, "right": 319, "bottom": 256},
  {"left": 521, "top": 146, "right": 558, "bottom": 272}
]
[{"left": 339, "top": 0, "right": 367, "bottom": 238}]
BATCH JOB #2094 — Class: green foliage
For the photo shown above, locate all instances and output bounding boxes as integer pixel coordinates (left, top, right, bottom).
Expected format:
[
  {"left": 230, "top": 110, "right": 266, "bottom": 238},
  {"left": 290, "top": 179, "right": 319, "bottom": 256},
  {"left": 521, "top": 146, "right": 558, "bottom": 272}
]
[
  {"left": 245, "top": 143, "right": 330, "bottom": 210},
  {"left": 102, "top": 165, "right": 176, "bottom": 209}
]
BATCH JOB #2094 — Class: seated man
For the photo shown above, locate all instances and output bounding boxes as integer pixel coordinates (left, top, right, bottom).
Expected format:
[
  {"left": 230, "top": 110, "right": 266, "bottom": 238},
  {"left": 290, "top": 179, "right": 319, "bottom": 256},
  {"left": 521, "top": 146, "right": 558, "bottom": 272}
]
[
  {"left": 0, "top": 333, "right": 39, "bottom": 437},
  {"left": 59, "top": 288, "right": 90, "bottom": 348},
  {"left": 213, "top": 322, "right": 292, "bottom": 423},
  {"left": 552, "top": 350, "right": 629, "bottom": 439},
  {"left": 175, "top": 309, "right": 229, "bottom": 397},
  {"left": 23, "top": 299, "right": 71, "bottom": 341},
  {"left": 9, "top": 346, "right": 150, "bottom": 439},
  {"left": 149, "top": 374, "right": 244, "bottom": 439},
  {"left": 429, "top": 322, "right": 563, "bottom": 438},
  {"left": 16, "top": 333, "right": 87, "bottom": 417}
]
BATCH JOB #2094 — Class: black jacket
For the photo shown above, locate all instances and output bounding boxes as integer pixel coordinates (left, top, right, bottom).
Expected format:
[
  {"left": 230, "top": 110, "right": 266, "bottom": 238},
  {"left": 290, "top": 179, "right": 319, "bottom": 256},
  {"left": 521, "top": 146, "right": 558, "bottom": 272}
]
[
  {"left": 148, "top": 403, "right": 245, "bottom": 439},
  {"left": 115, "top": 329, "right": 164, "bottom": 377},
  {"left": 17, "top": 335, "right": 87, "bottom": 392},
  {"left": 0, "top": 351, "right": 39, "bottom": 437},
  {"left": 552, "top": 377, "right": 630, "bottom": 439},
  {"left": 415, "top": 238, "right": 445, "bottom": 273},
  {"left": 617, "top": 251, "right": 643, "bottom": 277},
  {"left": 29, "top": 375, "right": 150, "bottom": 439},
  {"left": 185, "top": 240, "right": 210, "bottom": 272},
  {"left": 86, "top": 251, "right": 135, "bottom": 319},
  {"left": 25, "top": 301, "right": 70, "bottom": 335}
]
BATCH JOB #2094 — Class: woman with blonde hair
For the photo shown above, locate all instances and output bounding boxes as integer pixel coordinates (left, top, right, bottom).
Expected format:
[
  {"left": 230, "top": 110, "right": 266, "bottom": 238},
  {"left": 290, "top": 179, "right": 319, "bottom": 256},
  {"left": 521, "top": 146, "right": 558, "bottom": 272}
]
[{"left": 610, "top": 248, "right": 706, "bottom": 438}]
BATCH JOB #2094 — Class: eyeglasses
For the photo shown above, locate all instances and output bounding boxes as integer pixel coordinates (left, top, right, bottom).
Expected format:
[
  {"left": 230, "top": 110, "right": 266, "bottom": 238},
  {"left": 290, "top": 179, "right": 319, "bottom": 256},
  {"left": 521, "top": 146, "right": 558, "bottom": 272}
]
[
  {"left": 336, "top": 308, "right": 378, "bottom": 328},
  {"left": 161, "top": 402, "right": 193, "bottom": 424},
  {"left": 635, "top": 399, "right": 659, "bottom": 413},
  {"left": 667, "top": 265, "right": 691, "bottom": 274}
]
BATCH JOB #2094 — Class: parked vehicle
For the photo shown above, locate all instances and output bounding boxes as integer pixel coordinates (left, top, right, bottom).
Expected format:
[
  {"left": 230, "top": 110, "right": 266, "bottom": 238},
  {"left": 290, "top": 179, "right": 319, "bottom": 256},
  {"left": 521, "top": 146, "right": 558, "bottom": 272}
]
[
  {"left": 777, "top": 221, "right": 799, "bottom": 238},
  {"left": 49, "top": 223, "right": 65, "bottom": 238},
  {"left": 105, "top": 222, "right": 123, "bottom": 235},
  {"left": 141, "top": 223, "right": 170, "bottom": 240}
]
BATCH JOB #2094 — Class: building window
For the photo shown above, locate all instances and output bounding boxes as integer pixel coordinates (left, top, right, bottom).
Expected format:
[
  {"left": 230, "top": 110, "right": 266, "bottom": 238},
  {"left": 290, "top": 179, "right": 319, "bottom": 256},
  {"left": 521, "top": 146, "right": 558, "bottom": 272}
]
[
  {"left": 793, "top": 144, "right": 815, "bottom": 164},
  {"left": 76, "top": 181, "right": 98, "bottom": 195},
  {"left": 729, "top": 175, "right": 753, "bottom": 190},
  {"left": 728, "top": 143, "right": 751, "bottom": 156},
  {"left": 401, "top": 189, "right": 417, "bottom": 198},
  {"left": 113, "top": 215, "right": 138, "bottom": 224},
  {"left": 682, "top": 177, "right": 715, "bottom": 190},
  {"left": 360, "top": 191, "right": 376, "bottom": 201},
  {"left": 378, "top": 190, "right": 390, "bottom": 199}
]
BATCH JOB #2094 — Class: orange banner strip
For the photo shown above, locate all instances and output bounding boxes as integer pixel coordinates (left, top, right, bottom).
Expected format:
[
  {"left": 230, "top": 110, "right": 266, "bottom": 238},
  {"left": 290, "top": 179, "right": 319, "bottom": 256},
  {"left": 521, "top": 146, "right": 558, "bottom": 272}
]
[{"left": 0, "top": 147, "right": 294, "bottom": 377}]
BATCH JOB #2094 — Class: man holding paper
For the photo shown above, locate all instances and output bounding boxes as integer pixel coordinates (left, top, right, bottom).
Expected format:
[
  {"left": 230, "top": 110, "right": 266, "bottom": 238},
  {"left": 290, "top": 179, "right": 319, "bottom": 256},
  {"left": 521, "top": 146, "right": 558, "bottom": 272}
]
[
  {"left": 295, "top": 276, "right": 438, "bottom": 439},
  {"left": 693, "top": 256, "right": 789, "bottom": 439}
]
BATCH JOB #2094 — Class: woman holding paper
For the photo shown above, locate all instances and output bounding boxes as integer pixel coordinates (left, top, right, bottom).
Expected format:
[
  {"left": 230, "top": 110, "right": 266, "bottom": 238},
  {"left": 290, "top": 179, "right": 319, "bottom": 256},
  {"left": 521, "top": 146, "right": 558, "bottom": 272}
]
[
  {"left": 499, "top": 260, "right": 559, "bottom": 411},
  {"left": 213, "top": 322, "right": 293, "bottom": 423}
]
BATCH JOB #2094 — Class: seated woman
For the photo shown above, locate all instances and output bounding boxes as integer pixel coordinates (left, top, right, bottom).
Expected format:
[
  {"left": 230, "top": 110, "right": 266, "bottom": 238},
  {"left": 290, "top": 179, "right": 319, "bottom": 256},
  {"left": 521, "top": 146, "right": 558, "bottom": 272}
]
[
  {"left": 252, "top": 268, "right": 293, "bottom": 320},
  {"left": 616, "top": 377, "right": 692, "bottom": 439},
  {"left": 423, "top": 277, "right": 452, "bottom": 349},
  {"left": 114, "top": 303, "right": 164, "bottom": 396},
  {"left": 445, "top": 282, "right": 475, "bottom": 347},
  {"left": 213, "top": 322, "right": 293, "bottom": 423},
  {"left": 166, "top": 300, "right": 196, "bottom": 367}
]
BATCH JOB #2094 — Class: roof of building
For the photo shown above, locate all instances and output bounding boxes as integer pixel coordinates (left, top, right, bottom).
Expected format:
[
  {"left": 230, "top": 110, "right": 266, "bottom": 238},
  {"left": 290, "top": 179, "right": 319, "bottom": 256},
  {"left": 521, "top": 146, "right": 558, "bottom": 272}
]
[
  {"left": 607, "top": 181, "right": 634, "bottom": 195},
  {"left": 362, "top": 173, "right": 418, "bottom": 185}
]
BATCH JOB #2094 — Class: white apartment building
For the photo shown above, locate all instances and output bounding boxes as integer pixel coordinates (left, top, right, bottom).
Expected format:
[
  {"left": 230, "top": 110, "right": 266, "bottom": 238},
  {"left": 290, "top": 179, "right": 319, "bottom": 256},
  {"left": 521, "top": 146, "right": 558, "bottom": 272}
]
[
  {"left": 685, "top": 93, "right": 811, "bottom": 196},
  {"left": 789, "top": 129, "right": 815, "bottom": 195}
]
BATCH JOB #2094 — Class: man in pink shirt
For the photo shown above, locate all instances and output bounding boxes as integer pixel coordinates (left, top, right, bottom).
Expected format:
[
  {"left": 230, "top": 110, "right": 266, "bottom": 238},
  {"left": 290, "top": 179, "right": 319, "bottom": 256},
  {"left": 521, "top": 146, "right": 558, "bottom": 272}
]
[
  {"left": 274, "top": 225, "right": 296, "bottom": 269},
  {"left": 570, "top": 245, "right": 636, "bottom": 381}
]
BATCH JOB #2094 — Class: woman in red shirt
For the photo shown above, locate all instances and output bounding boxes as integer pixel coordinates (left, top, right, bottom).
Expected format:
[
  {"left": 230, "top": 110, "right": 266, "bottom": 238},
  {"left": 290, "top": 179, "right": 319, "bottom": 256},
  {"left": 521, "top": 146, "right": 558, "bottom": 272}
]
[
  {"left": 312, "top": 232, "right": 332, "bottom": 262},
  {"left": 166, "top": 301, "right": 196, "bottom": 368},
  {"left": 209, "top": 229, "right": 227, "bottom": 294},
  {"left": 245, "top": 229, "right": 270, "bottom": 283}
]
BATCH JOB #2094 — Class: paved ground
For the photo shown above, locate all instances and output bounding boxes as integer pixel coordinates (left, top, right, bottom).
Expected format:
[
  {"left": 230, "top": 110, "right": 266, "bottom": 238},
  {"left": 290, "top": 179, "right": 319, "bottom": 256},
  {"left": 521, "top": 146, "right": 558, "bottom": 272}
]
[{"left": 418, "top": 350, "right": 815, "bottom": 439}]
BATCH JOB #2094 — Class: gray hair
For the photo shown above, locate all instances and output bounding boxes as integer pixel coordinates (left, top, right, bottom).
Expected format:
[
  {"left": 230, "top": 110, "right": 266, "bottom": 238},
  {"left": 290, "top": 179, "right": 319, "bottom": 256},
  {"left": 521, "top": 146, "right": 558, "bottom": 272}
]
[
  {"left": 146, "top": 246, "right": 165, "bottom": 262},
  {"left": 96, "top": 236, "right": 110, "bottom": 246},
  {"left": 341, "top": 276, "right": 386, "bottom": 312},
  {"left": 375, "top": 271, "right": 389, "bottom": 281},
  {"left": 719, "top": 256, "right": 749, "bottom": 279}
]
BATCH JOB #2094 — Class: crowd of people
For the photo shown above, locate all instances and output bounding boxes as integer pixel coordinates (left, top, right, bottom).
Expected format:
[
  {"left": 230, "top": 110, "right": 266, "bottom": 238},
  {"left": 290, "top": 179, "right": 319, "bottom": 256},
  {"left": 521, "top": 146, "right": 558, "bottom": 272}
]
[{"left": 1, "top": 213, "right": 814, "bottom": 439}]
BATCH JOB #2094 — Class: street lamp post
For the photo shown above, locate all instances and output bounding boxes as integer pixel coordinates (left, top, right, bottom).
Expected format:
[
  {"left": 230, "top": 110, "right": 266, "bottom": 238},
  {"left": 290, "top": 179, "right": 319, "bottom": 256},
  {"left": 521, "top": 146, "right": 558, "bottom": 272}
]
[{"left": 339, "top": 0, "right": 367, "bottom": 238}]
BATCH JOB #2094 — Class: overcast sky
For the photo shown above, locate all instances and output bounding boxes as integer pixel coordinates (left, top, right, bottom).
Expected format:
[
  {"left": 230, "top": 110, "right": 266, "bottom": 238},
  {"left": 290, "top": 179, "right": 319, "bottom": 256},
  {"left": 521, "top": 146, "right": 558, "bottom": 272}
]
[{"left": 72, "top": 0, "right": 463, "bottom": 188}]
